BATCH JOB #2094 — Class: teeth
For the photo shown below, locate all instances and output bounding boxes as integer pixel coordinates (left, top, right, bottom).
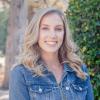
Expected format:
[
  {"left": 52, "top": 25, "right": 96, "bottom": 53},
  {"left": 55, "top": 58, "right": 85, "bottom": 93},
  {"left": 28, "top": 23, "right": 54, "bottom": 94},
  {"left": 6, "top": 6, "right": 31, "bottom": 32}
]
[{"left": 46, "top": 41, "right": 57, "bottom": 45}]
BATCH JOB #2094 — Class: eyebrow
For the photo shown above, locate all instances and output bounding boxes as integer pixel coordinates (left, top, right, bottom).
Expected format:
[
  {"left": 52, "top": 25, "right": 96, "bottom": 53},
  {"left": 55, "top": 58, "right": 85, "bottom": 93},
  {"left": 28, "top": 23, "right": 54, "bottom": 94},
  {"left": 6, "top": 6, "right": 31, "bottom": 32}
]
[
  {"left": 41, "top": 24, "right": 64, "bottom": 27},
  {"left": 41, "top": 24, "right": 49, "bottom": 26}
]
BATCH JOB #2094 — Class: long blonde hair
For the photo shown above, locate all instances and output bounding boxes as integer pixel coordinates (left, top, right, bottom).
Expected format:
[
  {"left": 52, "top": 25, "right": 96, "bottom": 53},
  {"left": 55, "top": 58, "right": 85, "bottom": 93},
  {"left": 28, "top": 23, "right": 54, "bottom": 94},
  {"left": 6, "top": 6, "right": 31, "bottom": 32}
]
[{"left": 17, "top": 7, "right": 86, "bottom": 79}]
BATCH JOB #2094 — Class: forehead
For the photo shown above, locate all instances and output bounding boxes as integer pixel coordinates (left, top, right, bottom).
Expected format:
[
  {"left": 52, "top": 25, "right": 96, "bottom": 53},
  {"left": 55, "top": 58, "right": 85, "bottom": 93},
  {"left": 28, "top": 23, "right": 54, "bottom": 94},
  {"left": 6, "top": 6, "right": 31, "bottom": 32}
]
[{"left": 40, "top": 12, "right": 64, "bottom": 26}]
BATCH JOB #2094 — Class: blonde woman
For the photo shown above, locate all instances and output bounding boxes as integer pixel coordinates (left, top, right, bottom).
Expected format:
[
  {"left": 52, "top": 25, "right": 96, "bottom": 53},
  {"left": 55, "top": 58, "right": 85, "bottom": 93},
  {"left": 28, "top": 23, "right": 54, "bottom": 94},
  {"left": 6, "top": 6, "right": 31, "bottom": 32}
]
[{"left": 9, "top": 7, "right": 94, "bottom": 100}]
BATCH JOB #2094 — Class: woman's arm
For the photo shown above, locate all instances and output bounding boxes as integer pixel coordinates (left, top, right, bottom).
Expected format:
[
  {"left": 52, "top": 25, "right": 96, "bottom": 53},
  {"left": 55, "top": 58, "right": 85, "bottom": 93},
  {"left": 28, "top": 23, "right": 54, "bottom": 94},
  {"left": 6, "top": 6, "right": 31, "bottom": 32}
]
[
  {"left": 82, "top": 64, "right": 94, "bottom": 100},
  {"left": 9, "top": 66, "right": 30, "bottom": 100}
]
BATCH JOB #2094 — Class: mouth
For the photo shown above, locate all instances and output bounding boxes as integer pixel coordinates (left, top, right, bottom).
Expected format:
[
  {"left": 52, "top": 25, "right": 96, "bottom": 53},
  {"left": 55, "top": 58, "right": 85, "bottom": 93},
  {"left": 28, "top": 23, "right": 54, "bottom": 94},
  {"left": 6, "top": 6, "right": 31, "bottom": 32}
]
[{"left": 45, "top": 41, "right": 57, "bottom": 45}]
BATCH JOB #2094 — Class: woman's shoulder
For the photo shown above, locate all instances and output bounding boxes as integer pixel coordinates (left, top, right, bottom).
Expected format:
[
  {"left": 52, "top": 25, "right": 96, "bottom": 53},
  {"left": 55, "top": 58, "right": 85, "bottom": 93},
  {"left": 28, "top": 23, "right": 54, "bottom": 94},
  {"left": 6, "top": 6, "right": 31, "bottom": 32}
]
[
  {"left": 10, "top": 64, "right": 27, "bottom": 74},
  {"left": 10, "top": 64, "right": 32, "bottom": 81},
  {"left": 9, "top": 64, "right": 36, "bottom": 86}
]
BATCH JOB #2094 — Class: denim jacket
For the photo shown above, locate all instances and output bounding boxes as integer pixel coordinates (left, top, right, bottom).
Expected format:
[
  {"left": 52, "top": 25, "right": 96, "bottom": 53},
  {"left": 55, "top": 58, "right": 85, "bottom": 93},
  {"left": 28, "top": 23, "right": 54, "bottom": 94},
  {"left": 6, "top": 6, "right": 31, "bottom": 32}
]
[{"left": 9, "top": 63, "right": 94, "bottom": 100}]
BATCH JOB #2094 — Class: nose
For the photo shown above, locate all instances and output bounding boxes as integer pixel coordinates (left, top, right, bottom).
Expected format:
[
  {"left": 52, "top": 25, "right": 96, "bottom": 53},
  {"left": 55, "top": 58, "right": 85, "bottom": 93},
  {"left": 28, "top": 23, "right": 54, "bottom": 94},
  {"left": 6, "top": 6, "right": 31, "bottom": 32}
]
[{"left": 49, "top": 29, "right": 56, "bottom": 38}]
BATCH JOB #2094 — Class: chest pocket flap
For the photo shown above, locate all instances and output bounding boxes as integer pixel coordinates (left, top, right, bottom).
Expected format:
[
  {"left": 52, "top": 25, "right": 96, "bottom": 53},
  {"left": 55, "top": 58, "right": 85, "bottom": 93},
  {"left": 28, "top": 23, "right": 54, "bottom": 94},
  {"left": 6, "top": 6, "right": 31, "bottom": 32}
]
[
  {"left": 71, "top": 83, "right": 88, "bottom": 92},
  {"left": 29, "top": 84, "right": 53, "bottom": 94}
]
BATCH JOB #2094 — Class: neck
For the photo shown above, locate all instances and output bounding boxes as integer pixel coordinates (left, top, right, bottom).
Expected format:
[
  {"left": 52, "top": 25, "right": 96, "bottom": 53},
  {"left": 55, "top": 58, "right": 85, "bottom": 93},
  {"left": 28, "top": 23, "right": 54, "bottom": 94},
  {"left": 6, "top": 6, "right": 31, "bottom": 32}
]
[{"left": 41, "top": 51, "right": 61, "bottom": 68}]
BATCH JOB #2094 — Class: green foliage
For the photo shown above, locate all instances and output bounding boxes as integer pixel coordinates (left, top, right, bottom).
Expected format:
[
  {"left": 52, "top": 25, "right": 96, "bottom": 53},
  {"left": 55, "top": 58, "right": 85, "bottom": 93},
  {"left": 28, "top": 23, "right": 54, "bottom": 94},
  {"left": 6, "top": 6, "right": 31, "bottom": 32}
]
[
  {"left": 67, "top": 0, "right": 100, "bottom": 99},
  {"left": 0, "top": 9, "right": 8, "bottom": 56}
]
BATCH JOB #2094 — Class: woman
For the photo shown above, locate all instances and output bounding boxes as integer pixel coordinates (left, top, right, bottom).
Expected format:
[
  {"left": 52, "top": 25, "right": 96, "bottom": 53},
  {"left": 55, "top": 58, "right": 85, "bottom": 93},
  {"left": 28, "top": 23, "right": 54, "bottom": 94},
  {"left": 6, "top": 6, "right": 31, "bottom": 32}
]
[{"left": 9, "top": 7, "right": 94, "bottom": 100}]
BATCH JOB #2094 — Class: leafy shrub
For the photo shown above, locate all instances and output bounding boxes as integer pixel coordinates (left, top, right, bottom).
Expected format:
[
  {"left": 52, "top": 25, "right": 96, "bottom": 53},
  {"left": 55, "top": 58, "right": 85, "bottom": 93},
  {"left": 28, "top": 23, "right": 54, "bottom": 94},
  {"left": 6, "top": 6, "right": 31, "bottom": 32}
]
[{"left": 67, "top": 0, "right": 100, "bottom": 100}]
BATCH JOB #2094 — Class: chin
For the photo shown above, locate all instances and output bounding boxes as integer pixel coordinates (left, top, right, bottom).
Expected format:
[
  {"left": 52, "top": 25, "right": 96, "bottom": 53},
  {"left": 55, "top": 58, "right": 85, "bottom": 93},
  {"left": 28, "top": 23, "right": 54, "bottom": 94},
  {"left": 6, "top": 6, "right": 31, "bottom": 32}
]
[{"left": 42, "top": 48, "right": 59, "bottom": 53}]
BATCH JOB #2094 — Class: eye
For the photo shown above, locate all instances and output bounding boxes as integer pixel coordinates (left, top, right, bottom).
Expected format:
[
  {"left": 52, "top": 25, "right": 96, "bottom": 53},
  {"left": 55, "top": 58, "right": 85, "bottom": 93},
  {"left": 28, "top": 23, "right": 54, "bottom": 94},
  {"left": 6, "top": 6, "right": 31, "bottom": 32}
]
[
  {"left": 55, "top": 28, "right": 63, "bottom": 31},
  {"left": 41, "top": 27, "right": 49, "bottom": 30}
]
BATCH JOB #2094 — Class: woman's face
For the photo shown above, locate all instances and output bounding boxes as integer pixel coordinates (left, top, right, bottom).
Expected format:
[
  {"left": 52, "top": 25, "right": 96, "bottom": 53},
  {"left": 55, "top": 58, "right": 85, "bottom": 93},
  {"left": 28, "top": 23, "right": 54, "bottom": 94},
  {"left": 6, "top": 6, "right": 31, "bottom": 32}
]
[{"left": 38, "top": 12, "right": 64, "bottom": 53}]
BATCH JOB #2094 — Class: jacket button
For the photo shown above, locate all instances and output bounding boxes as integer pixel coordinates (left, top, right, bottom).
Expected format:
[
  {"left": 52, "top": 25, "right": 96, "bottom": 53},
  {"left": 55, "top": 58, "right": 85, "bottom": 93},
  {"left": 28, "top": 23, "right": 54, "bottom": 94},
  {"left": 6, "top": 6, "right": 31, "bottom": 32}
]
[
  {"left": 66, "top": 86, "right": 69, "bottom": 90},
  {"left": 79, "top": 87, "right": 82, "bottom": 91},
  {"left": 39, "top": 87, "right": 42, "bottom": 93}
]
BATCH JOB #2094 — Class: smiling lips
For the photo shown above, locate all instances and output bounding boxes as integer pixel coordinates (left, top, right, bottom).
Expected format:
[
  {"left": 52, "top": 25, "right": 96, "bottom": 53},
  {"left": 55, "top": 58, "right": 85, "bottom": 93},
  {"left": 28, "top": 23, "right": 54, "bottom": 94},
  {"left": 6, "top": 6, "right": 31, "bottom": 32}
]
[{"left": 45, "top": 41, "right": 57, "bottom": 45}]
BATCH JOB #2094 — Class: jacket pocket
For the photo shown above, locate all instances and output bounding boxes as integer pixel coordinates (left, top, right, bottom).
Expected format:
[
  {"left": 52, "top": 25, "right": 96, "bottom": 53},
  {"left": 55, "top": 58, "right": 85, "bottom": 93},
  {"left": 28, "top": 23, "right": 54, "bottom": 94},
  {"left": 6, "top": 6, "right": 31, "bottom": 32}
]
[
  {"left": 71, "top": 83, "right": 88, "bottom": 92},
  {"left": 70, "top": 83, "right": 88, "bottom": 100},
  {"left": 29, "top": 84, "right": 53, "bottom": 94},
  {"left": 28, "top": 84, "right": 54, "bottom": 100}
]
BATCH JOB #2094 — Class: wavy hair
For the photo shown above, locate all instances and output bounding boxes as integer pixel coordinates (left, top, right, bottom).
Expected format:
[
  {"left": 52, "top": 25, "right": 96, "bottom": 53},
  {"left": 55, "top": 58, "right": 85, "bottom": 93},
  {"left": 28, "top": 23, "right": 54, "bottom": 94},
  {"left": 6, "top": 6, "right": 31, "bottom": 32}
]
[{"left": 17, "top": 7, "right": 86, "bottom": 79}]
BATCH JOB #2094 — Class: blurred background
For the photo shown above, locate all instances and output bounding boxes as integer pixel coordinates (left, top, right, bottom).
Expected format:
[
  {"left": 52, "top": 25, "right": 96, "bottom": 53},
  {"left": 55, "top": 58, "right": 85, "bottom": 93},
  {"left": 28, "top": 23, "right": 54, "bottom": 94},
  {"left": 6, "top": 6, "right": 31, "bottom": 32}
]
[{"left": 0, "top": 0, "right": 99, "bottom": 100}]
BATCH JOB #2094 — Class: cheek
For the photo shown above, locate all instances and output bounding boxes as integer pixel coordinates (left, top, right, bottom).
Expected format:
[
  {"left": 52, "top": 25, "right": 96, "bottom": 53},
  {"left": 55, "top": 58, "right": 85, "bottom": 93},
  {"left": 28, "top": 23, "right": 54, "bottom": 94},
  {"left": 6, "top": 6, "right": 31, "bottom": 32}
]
[
  {"left": 38, "top": 32, "right": 45, "bottom": 42},
  {"left": 58, "top": 32, "right": 64, "bottom": 41},
  {"left": 39, "top": 30, "right": 48, "bottom": 39},
  {"left": 38, "top": 33, "right": 47, "bottom": 47}
]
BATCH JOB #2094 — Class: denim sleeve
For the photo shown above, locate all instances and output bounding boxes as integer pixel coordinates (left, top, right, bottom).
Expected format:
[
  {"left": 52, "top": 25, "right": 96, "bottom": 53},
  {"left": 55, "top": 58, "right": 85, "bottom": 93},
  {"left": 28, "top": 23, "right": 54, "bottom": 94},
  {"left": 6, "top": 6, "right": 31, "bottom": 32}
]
[
  {"left": 9, "top": 66, "right": 30, "bottom": 100},
  {"left": 82, "top": 64, "right": 94, "bottom": 100}
]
